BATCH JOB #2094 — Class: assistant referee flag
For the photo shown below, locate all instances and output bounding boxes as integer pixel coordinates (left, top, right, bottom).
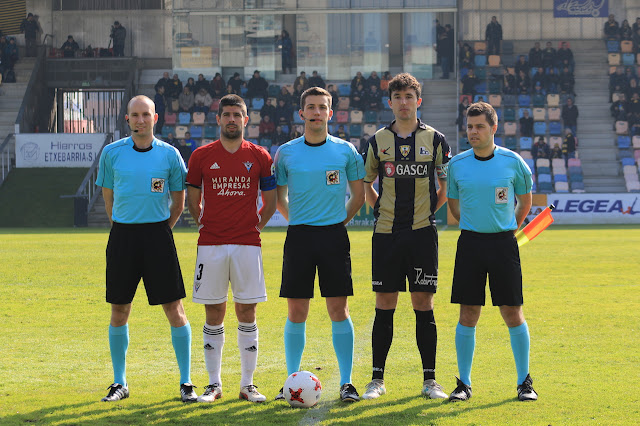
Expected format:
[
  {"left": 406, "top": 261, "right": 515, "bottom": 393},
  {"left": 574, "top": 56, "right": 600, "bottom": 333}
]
[{"left": 516, "top": 204, "right": 555, "bottom": 247}]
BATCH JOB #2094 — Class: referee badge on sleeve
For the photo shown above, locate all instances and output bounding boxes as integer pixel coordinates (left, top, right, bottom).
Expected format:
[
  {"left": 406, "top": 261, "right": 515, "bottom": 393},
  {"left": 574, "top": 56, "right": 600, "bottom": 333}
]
[
  {"left": 495, "top": 187, "right": 508, "bottom": 204},
  {"left": 326, "top": 170, "right": 340, "bottom": 185},
  {"left": 151, "top": 178, "right": 165, "bottom": 193}
]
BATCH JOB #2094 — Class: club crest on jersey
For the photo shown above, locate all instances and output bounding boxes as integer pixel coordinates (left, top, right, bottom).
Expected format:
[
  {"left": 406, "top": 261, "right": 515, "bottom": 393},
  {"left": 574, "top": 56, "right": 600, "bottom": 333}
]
[
  {"left": 400, "top": 145, "right": 411, "bottom": 157},
  {"left": 151, "top": 178, "right": 165, "bottom": 193},
  {"left": 326, "top": 170, "right": 340, "bottom": 185},
  {"left": 419, "top": 147, "right": 430, "bottom": 156},
  {"left": 384, "top": 162, "right": 395, "bottom": 176},
  {"left": 243, "top": 161, "right": 253, "bottom": 172},
  {"left": 495, "top": 187, "right": 508, "bottom": 204}
]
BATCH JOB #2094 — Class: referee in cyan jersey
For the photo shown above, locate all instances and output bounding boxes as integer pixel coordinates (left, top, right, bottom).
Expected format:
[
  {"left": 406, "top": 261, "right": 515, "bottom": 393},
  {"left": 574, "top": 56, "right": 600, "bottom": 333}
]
[
  {"left": 96, "top": 95, "right": 196, "bottom": 403},
  {"left": 447, "top": 101, "right": 538, "bottom": 402}
]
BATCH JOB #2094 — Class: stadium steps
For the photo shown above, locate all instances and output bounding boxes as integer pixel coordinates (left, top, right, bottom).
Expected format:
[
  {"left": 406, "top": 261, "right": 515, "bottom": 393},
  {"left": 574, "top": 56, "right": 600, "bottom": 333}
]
[
  {"left": 420, "top": 80, "right": 458, "bottom": 154},
  {"left": 88, "top": 195, "right": 110, "bottom": 227},
  {"left": 572, "top": 39, "right": 626, "bottom": 192}
]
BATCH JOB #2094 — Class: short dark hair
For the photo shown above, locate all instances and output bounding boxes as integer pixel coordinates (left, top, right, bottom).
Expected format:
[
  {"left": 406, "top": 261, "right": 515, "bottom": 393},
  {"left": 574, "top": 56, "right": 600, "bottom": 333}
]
[
  {"left": 388, "top": 73, "right": 422, "bottom": 99},
  {"left": 467, "top": 102, "right": 498, "bottom": 127},
  {"left": 300, "top": 87, "right": 332, "bottom": 110},
  {"left": 217, "top": 94, "right": 247, "bottom": 117}
]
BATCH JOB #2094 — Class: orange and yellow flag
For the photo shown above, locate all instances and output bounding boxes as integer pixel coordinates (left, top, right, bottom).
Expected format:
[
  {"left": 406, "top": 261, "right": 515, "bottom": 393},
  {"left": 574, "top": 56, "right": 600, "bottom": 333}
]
[{"left": 516, "top": 204, "right": 555, "bottom": 247}]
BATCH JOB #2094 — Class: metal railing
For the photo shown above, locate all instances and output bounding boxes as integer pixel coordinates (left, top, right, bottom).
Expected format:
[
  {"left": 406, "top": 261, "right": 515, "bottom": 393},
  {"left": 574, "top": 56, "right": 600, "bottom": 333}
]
[
  {"left": 0, "top": 134, "right": 15, "bottom": 188},
  {"left": 15, "top": 46, "right": 52, "bottom": 134}
]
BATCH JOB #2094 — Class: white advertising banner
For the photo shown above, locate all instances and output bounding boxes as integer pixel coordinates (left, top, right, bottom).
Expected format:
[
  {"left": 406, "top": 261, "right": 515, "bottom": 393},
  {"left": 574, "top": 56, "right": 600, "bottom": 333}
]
[
  {"left": 547, "top": 193, "right": 640, "bottom": 224},
  {"left": 16, "top": 133, "right": 105, "bottom": 168}
]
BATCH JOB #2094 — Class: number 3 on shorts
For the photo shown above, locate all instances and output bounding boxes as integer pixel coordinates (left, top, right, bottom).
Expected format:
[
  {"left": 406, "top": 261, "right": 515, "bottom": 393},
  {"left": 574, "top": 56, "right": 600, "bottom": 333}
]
[{"left": 196, "top": 263, "right": 204, "bottom": 280}]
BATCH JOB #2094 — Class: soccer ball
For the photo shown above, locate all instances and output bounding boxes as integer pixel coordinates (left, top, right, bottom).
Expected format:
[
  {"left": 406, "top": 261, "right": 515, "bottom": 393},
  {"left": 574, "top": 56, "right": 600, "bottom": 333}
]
[{"left": 283, "top": 371, "right": 322, "bottom": 408}]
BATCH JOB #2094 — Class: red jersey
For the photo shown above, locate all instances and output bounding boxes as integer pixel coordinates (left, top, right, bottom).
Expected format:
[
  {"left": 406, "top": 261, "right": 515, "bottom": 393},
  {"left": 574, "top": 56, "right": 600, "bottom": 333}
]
[{"left": 186, "top": 140, "right": 274, "bottom": 246}]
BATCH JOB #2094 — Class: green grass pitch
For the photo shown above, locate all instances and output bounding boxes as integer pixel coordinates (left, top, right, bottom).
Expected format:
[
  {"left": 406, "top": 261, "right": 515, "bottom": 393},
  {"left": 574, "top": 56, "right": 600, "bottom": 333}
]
[{"left": 0, "top": 225, "right": 638, "bottom": 425}]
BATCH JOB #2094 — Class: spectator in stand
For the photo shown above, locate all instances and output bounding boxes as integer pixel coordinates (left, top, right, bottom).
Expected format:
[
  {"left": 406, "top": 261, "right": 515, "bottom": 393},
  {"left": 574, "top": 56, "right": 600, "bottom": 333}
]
[
  {"left": 629, "top": 111, "right": 640, "bottom": 136},
  {"left": 532, "top": 81, "right": 545, "bottom": 97},
  {"left": 550, "top": 143, "right": 562, "bottom": 159},
  {"left": 20, "top": 13, "right": 39, "bottom": 57},
  {"left": 274, "top": 98, "right": 292, "bottom": 127},
  {"left": 184, "top": 131, "right": 198, "bottom": 152},
  {"left": 556, "top": 42, "right": 574, "bottom": 72},
  {"left": 259, "top": 114, "right": 275, "bottom": 140},
  {"left": 185, "top": 77, "right": 196, "bottom": 93},
  {"left": 5, "top": 37, "right": 19, "bottom": 70},
  {"left": 559, "top": 66, "right": 575, "bottom": 95},
  {"left": 61, "top": 35, "right": 79, "bottom": 58},
  {"left": 110, "top": 21, "right": 126, "bottom": 57},
  {"left": 335, "top": 124, "right": 349, "bottom": 140},
  {"left": 439, "top": 24, "right": 455, "bottom": 78},
  {"left": 459, "top": 43, "right": 474, "bottom": 70},
  {"left": 194, "top": 74, "right": 209, "bottom": 94},
  {"left": 290, "top": 126, "right": 302, "bottom": 140},
  {"left": 516, "top": 69, "right": 531, "bottom": 94},
  {"left": 529, "top": 42, "right": 543, "bottom": 68},
  {"left": 154, "top": 85, "right": 166, "bottom": 133},
  {"left": 624, "top": 67, "right": 636, "bottom": 85},
  {"left": 350, "top": 83, "right": 366, "bottom": 110},
  {"left": 247, "top": 70, "right": 269, "bottom": 101},
  {"left": 461, "top": 68, "right": 479, "bottom": 97},
  {"left": 561, "top": 97, "right": 578, "bottom": 135},
  {"left": 503, "top": 78, "right": 517, "bottom": 95},
  {"left": 514, "top": 55, "right": 530, "bottom": 76},
  {"left": 633, "top": 17, "right": 640, "bottom": 35},
  {"left": 604, "top": 14, "right": 620, "bottom": 40},
  {"left": 194, "top": 88, "right": 212, "bottom": 113},
  {"left": 532, "top": 136, "right": 550, "bottom": 161},
  {"left": 503, "top": 67, "right": 516, "bottom": 89},
  {"left": 165, "top": 132, "right": 179, "bottom": 148},
  {"left": 532, "top": 67, "right": 546, "bottom": 89},
  {"left": 367, "top": 71, "right": 382, "bottom": 90},
  {"left": 294, "top": 71, "right": 308, "bottom": 91},
  {"left": 457, "top": 96, "right": 470, "bottom": 131},
  {"left": 274, "top": 125, "right": 289, "bottom": 146},
  {"left": 628, "top": 78, "right": 640, "bottom": 100},
  {"left": 351, "top": 71, "right": 365, "bottom": 91},
  {"left": 542, "top": 42, "right": 556, "bottom": 70},
  {"left": 610, "top": 93, "right": 628, "bottom": 120},
  {"left": 277, "top": 86, "right": 293, "bottom": 106},
  {"left": 277, "top": 30, "right": 293, "bottom": 74},
  {"left": 0, "top": 36, "right": 8, "bottom": 76},
  {"left": 519, "top": 109, "right": 533, "bottom": 137},
  {"left": 609, "top": 67, "right": 627, "bottom": 101},
  {"left": 485, "top": 16, "right": 503, "bottom": 55},
  {"left": 628, "top": 92, "right": 640, "bottom": 115},
  {"left": 308, "top": 70, "right": 326, "bottom": 89},
  {"left": 620, "top": 20, "right": 633, "bottom": 41},
  {"left": 166, "top": 74, "right": 183, "bottom": 101},
  {"left": 380, "top": 71, "right": 392, "bottom": 94},
  {"left": 177, "top": 138, "right": 193, "bottom": 165},
  {"left": 545, "top": 67, "right": 559, "bottom": 94},
  {"left": 327, "top": 84, "right": 339, "bottom": 109},
  {"left": 179, "top": 86, "right": 195, "bottom": 113},
  {"left": 366, "top": 85, "right": 383, "bottom": 111},
  {"left": 562, "top": 129, "right": 577, "bottom": 165},
  {"left": 260, "top": 97, "right": 276, "bottom": 121},
  {"left": 227, "top": 73, "right": 245, "bottom": 95},
  {"left": 155, "top": 72, "right": 171, "bottom": 92},
  {"left": 210, "top": 73, "right": 225, "bottom": 98},
  {"left": 292, "top": 83, "right": 305, "bottom": 109}
]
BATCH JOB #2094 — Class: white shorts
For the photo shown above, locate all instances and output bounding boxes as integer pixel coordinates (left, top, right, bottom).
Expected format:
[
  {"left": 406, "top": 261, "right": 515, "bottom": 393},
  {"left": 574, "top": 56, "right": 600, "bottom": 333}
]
[{"left": 192, "top": 245, "right": 267, "bottom": 305}]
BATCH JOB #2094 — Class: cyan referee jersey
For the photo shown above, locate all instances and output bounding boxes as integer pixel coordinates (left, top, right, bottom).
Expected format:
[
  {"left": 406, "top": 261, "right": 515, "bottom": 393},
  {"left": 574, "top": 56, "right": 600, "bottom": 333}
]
[
  {"left": 274, "top": 135, "right": 365, "bottom": 226},
  {"left": 96, "top": 137, "right": 187, "bottom": 224},
  {"left": 447, "top": 146, "right": 532, "bottom": 233}
]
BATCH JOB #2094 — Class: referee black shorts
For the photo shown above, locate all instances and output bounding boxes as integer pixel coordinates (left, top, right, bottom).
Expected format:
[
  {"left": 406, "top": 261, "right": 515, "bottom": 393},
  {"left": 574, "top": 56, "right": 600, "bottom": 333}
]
[
  {"left": 451, "top": 230, "right": 523, "bottom": 306},
  {"left": 106, "top": 220, "right": 186, "bottom": 305},
  {"left": 280, "top": 223, "right": 353, "bottom": 299},
  {"left": 371, "top": 226, "right": 438, "bottom": 293}
]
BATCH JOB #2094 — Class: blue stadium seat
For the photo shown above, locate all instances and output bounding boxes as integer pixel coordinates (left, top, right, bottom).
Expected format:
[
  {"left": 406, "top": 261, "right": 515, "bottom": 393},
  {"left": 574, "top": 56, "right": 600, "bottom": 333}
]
[
  {"left": 460, "top": 67, "right": 469, "bottom": 79},
  {"left": 621, "top": 157, "right": 635, "bottom": 166},
  {"left": 365, "top": 110, "right": 378, "bottom": 123},
  {"left": 571, "top": 181, "right": 585, "bottom": 191},
  {"left": 520, "top": 137, "right": 533, "bottom": 150},
  {"left": 489, "top": 80, "right": 501, "bottom": 94},
  {"left": 350, "top": 124, "right": 362, "bottom": 138},
  {"left": 474, "top": 82, "right": 487, "bottom": 94},
  {"left": 475, "top": 55, "right": 487, "bottom": 67},
  {"left": 189, "top": 125, "right": 203, "bottom": 138},
  {"left": 532, "top": 94, "right": 545, "bottom": 107},
  {"left": 554, "top": 174, "right": 568, "bottom": 182},
  {"left": 382, "top": 96, "right": 391, "bottom": 109},
  {"left": 241, "top": 86, "right": 248, "bottom": 96},
  {"left": 537, "top": 182, "right": 553, "bottom": 192},
  {"left": 607, "top": 40, "right": 620, "bottom": 53},
  {"left": 268, "top": 85, "right": 281, "bottom": 97},
  {"left": 496, "top": 108, "right": 503, "bottom": 122},
  {"left": 504, "top": 108, "right": 516, "bottom": 121},
  {"left": 534, "top": 122, "right": 547, "bottom": 136},
  {"left": 570, "top": 173, "right": 583, "bottom": 182},
  {"left": 505, "top": 136, "right": 517, "bottom": 150},
  {"left": 568, "top": 166, "right": 582, "bottom": 175},
  {"left": 475, "top": 67, "right": 487, "bottom": 79},
  {"left": 161, "top": 126, "right": 174, "bottom": 138},
  {"left": 618, "top": 136, "right": 631, "bottom": 149},
  {"left": 549, "top": 122, "right": 562, "bottom": 135},
  {"left": 502, "top": 94, "right": 516, "bottom": 106},
  {"left": 623, "top": 53, "right": 635, "bottom": 66},
  {"left": 518, "top": 95, "right": 531, "bottom": 107},
  {"left": 524, "top": 158, "right": 535, "bottom": 170},
  {"left": 293, "top": 112, "right": 304, "bottom": 124},
  {"left": 338, "top": 84, "right": 351, "bottom": 96},
  {"left": 620, "top": 149, "right": 633, "bottom": 159},
  {"left": 494, "top": 136, "right": 503, "bottom": 146},
  {"left": 474, "top": 94, "right": 487, "bottom": 103},
  {"left": 380, "top": 110, "right": 394, "bottom": 122},
  {"left": 538, "top": 174, "right": 552, "bottom": 183},
  {"left": 251, "top": 98, "right": 264, "bottom": 110},
  {"left": 281, "top": 124, "right": 290, "bottom": 134},
  {"left": 204, "top": 125, "right": 218, "bottom": 138},
  {"left": 178, "top": 112, "right": 191, "bottom": 125},
  {"left": 519, "top": 108, "right": 531, "bottom": 118},
  {"left": 206, "top": 112, "right": 217, "bottom": 123},
  {"left": 537, "top": 166, "right": 551, "bottom": 175}
]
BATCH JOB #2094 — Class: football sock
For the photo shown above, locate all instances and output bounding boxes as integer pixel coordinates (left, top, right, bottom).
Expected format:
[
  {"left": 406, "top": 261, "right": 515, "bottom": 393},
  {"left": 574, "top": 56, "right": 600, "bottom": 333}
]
[
  {"left": 415, "top": 309, "right": 437, "bottom": 381},
  {"left": 509, "top": 321, "right": 530, "bottom": 385},
  {"left": 171, "top": 322, "right": 192, "bottom": 385},
  {"left": 455, "top": 323, "right": 476, "bottom": 386},
  {"left": 284, "top": 319, "right": 306, "bottom": 376},
  {"left": 108, "top": 324, "right": 129, "bottom": 386},
  {"left": 371, "top": 308, "right": 395, "bottom": 380},
  {"left": 203, "top": 323, "right": 225, "bottom": 386},
  {"left": 332, "top": 316, "right": 355, "bottom": 386},
  {"left": 238, "top": 321, "right": 259, "bottom": 387}
]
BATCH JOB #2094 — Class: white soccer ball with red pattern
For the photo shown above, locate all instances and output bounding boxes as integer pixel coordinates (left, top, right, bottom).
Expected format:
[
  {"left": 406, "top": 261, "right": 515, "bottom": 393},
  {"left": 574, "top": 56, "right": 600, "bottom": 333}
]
[{"left": 284, "top": 371, "right": 322, "bottom": 408}]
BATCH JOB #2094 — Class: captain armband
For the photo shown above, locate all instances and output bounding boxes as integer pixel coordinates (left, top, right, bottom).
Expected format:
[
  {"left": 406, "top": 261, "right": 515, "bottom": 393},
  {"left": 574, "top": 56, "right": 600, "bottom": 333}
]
[
  {"left": 260, "top": 174, "right": 277, "bottom": 191},
  {"left": 436, "top": 163, "right": 449, "bottom": 179}
]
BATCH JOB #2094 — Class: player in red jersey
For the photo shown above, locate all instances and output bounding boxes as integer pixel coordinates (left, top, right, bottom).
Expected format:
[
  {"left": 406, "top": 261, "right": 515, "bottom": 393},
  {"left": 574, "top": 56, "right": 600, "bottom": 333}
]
[{"left": 186, "top": 94, "right": 277, "bottom": 403}]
